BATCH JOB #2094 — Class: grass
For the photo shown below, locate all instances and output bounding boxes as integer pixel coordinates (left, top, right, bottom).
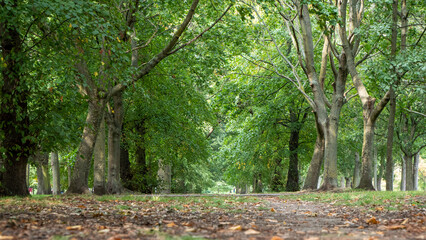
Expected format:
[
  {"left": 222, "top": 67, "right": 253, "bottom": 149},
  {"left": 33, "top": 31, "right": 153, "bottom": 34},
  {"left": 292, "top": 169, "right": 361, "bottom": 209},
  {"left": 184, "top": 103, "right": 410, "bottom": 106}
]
[{"left": 280, "top": 190, "right": 426, "bottom": 210}]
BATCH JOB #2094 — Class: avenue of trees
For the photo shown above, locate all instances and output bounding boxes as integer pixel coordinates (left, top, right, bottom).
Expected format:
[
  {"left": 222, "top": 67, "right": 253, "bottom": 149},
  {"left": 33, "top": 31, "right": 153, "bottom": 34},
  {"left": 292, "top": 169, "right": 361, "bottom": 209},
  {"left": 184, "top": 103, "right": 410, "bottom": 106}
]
[{"left": 0, "top": 0, "right": 425, "bottom": 196}]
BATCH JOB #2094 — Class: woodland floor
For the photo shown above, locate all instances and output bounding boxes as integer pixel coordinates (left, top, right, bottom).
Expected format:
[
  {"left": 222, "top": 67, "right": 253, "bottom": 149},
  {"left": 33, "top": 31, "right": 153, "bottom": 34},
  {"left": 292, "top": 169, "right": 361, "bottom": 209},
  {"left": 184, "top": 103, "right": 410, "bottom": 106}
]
[{"left": 0, "top": 192, "right": 425, "bottom": 240}]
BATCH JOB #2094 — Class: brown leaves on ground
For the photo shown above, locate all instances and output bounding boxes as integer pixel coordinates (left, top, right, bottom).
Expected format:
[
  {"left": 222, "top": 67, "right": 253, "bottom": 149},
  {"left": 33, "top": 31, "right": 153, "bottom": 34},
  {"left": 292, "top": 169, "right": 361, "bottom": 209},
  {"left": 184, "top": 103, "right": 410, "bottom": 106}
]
[{"left": 0, "top": 194, "right": 424, "bottom": 240}]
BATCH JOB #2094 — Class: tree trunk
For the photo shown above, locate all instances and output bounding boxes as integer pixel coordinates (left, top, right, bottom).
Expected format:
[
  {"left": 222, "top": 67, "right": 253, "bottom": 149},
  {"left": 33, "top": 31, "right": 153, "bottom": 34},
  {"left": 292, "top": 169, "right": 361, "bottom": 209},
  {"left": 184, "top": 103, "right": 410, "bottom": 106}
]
[
  {"left": 345, "top": 177, "right": 351, "bottom": 188},
  {"left": 373, "top": 147, "right": 378, "bottom": 190},
  {"left": 67, "top": 165, "right": 72, "bottom": 189},
  {"left": 303, "top": 117, "right": 325, "bottom": 190},
  {"left": 353, "top": 152, "right": 361, "bottom": 188},
  {"left": 357, "top": 120, "right": 376, "bottom": 190},
  {"left": 106, "top": 93, "right": 124, "bottom": 194},
  {"left": 405, "top": 154, "right": 414, "bottom": 190},
  {"left": 51, "top": 152, "right": 61, "bottom": 195},
  {"left": 157, "top": 159, "right": 171, "bottom": 194},
  {"left": 340, "top": 177, "right": 345, "bottom": 188},
  {"left": 286, "top": 127, "right": 300, "bottom": 192},
  {"left": 67, "top": 98, "right": 106, "bottom": 194},
  {"left": 36, "top": 153, "right": 51, "bottom": 195},
  {"left": 93, "top": 117, "right": 106, "bottom": 195},
  {"left": 26, "top": 164, "right": 30, "bottom": 189},
  {"left": 120, "top": 141, "right": 132, "bottom": 189},
  {"left": 271, "top": 157, "right": 284, "bottom": 191},
  {"left": 400, "top": 155, "right": 406, "bottom": 191},
  {"left": 385, "top": 89, "right": 396, "bottom": 191},
  {"left": 413, "top": 153, "right": 419, "bottom": 190},
  {"left": 0, "top": 6, "right": 31, "bottom": 196}
]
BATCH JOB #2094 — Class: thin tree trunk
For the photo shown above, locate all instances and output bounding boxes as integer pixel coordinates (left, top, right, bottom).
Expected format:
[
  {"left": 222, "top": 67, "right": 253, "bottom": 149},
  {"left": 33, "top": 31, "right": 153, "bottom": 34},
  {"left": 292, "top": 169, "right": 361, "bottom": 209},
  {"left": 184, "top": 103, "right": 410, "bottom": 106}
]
[
  {"left": 353, "top": 152, "right": 361, "bottom": 188},
  {"left": 93, "top": 118, "right": 106, "bottom": 195},
  {"left": 400, "top": 155, "right": 406, "bottom": 191},
  {"left": 373, "top": 146, "right": 378, "bottom": 190},
  {"left": 413, "top": 153, "right": 419, "bottom": 190},
  {"left": 120, "top": 140, "right": 132, "bottom": 190},
  {"left": 345, "top": 177, "right": 351, "bottom": 188},
  {"left": 51, "top": 152, "right": 61, "bottom": 195},
  {"left": 271, "top": 157, "right": 284, "bottom": 191},
  {"left": 67, "top": 165, "right": 72, "bottom": 189},
  {"left": 385, "top": 90, "right": 396, "bottom": 190}
]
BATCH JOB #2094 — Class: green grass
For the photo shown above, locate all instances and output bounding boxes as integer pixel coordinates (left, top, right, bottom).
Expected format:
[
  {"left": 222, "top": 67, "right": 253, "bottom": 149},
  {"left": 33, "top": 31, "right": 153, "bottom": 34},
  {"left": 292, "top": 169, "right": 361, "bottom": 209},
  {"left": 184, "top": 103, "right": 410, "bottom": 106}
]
[{"left": 280, "top": 190, "right": 426, "bottom": 210}]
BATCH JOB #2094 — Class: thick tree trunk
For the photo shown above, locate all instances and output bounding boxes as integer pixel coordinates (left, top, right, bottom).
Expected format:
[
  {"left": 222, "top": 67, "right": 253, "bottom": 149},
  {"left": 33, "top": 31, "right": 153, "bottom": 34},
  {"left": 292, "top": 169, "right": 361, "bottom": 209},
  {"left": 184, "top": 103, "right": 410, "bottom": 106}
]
[
  {"left": 357, "top": 119, "right": 376, "bottom": 190},
  {"left": 67, "top": 99, "right": 105, "bottom": 194},
  {"left": 405, "top": 154, "right": 414, "bottom": 190},
  {"left": 303, "top": 118, "right": 325, "bottom": 190},
  {"left": 51, "top": 152, "right": 61, "bottom": 195},
  {"left": 36, "top": 153, "right": 51, "bottom": 195},
  {"left": 413, "top": 153, "right": 419, "bottom": 190},
  {"left": 353, "top": 152, "right": 361, "bottom": 188},
  {"left": 93, "top": 118, "right": 106, "bottom": 195},
  {"left": 157, "top": 159, "right": 171, "bottom": 194},
  {"left": 106, "top": 93, "right": 124, "bottom": 194},
  {"left": 385, "top": 89, "right": 396, "bottom": 191},
  {"left": 0, "top": 6, "right": 31, "bottom": 196},
  {"left": 373, "top": 147, "right": 378, "bottom": 190},
  {"left": 286, "top": 128, "right": 300, "bottom": 192}
]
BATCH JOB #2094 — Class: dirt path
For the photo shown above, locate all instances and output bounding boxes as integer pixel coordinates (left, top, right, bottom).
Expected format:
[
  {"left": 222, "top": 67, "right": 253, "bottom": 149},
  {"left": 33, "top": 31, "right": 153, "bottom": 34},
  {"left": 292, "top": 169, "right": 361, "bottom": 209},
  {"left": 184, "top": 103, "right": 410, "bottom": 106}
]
[{"left": 0, "top": 195, "right": 424, "bottom": 239}]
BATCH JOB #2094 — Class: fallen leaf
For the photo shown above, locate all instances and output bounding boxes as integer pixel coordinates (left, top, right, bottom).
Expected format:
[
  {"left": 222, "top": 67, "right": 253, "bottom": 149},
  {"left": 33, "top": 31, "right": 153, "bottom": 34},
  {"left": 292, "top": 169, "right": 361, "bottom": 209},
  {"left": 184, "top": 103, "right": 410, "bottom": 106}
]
[
  {"left": 283, "top": 221, "right": 286, "bottom": 225},
  {"left": 98, "top": 229, "right": 110, "bottom": 233},
  {"left": 375, "top": 206, "right": 384, "bottom": 211},
  {"left": 270, "top": 236, "right": 284, "bottom": 240},
  {"left": 357, "top": 226, "right": 365, "bottom": 229},
  {"left": 270, "top": 208, "right": 276, "bottom": 212},
  {"left": 0, "top": 236, "right": 15, "bottom": 240},
  {"left": 366, "top": 217, "right": 379, "bottom": 224},
  {"left": 401, "top": 218, "right": 409, "bottom": 225},
  {"left": 166, "top": 222, "right": 177, "bottom": 227},
  {"left": 386, "top": 225, "right": 406, "bottom": 230},
  {"left": 266, "top": 219, "right": 278, "bottom": 223},
  {"left": 185, "top": 227, "right": 196, "bottom": 232},
  {"left": 66, "top": 225, "right": 83, "bottom": 230},
  {"left": 229, "top": 225, "right": 243, "bottom": 231},
  {"left": 244, "top": 229, "right": 260, "bottom": 235}
]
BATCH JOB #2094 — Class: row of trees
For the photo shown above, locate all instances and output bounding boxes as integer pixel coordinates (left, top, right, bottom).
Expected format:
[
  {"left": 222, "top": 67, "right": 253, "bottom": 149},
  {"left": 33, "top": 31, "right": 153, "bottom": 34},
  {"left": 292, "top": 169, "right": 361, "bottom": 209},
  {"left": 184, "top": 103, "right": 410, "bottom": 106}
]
[{"left": 1, "top": 0, "right": 425, "bottom": 196}]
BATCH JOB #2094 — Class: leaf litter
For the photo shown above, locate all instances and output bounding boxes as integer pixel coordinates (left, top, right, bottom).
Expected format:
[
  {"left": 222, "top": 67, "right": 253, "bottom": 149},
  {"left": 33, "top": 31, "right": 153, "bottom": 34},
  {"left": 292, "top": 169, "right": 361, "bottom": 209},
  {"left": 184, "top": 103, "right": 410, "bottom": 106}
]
[{"left": 0, "top": 194, "right": 424, "bottom": 239}]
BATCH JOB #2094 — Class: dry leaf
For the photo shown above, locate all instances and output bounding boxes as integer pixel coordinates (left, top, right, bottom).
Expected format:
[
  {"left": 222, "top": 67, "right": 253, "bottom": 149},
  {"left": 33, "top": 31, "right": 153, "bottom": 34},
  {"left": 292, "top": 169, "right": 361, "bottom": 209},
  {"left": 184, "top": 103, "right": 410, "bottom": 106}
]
[
  {"left": 270, "top": 208, "right": 276, "bottom": 212},
  {"left": 244, "top": 229, "right": 260, "bottom": 235},
  {"left": 366, "top": 217, "right": 379, "bottom": 224},
  {"left": 283, "top": 221, "right": 286, "bottom": 225},
  {"left": 66, "top": 225, "right": 83, "bottom": 230},
  {"left": 357, "top": 226, "right": 365, "bottom": 229},
  {"left": 270, "top": 236, "right": 284, "bottom": 240},
  {"left": 185, "top": 228, "right": 196, "bottom": 232},
  {"left": 229, "top": 225, "right": 243, "bottom": 231},
  {"left": 375, "top": 207, "right": 384, "bottom": 211},
  {"left": 401, "top": 218, "right": 409, "bottom": 225},
  {"left": 98, "top": 229, "right": 110, "bottom": 233},
  {"left": 266, "top": 219, "right": 278, "bottom": 223},
  {"left": 386, "top": 225, "right": 406, "bottom": 230},
  {"left": 0, "top": 236, "right": 15, "bottom": 240},
  {"left": 166, "top": 222, "right": 177, "bottom": 227}
]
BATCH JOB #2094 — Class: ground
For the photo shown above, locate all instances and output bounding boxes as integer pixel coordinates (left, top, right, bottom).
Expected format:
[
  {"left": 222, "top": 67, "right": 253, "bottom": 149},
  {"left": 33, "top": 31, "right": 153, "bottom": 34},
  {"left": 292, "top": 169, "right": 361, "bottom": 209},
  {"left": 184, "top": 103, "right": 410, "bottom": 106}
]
[{"left": 0, "top": 192, "right": 424, "bottom": 240}]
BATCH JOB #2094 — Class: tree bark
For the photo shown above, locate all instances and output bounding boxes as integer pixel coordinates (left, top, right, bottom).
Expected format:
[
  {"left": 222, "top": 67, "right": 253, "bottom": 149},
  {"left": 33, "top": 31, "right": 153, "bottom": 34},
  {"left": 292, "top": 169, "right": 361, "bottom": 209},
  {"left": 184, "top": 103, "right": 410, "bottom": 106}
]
[
  {"left": 413, "top": 153, "right": 419, "bottom": 190},
  {"left": 106, "top": 89, "right": 124, "bottom": 194},
  {"left": 93, "top": 117, "right": 106, "bottom": 195},
  {"left": 385, "top": 89, "right": 396, "bottom": 190},
  {"left": 51, "top": 152, "right": 61, "bottom": 195},
  {"left": 157, "top": 159, "right": 171, "bottom": 193},
  {"left": 271, "top": 157, "right": 284, "bottom": 191},
  {"left": 353, "top": 152, "right": 361, "bottom": 188},
  {"left": 36, "top": 153, "right": 51, "bottom": 195},
  {"left": 400, "top": 155, "right": 406, "bottom": 191},
  {"left": 286, "top": 127, "right": 300, "bottom": 192},
  {"left": 67, "top": 98, "right": 106, "bottom": 194},
  {"left": 0, "top": 0, "right": 31, "bottom": 196},
  {"left": 405, "top": 154, "right": 414, "bottom": 190},
  {"left": 303, "top": 120, "right": 324, "bottom": 190}
]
